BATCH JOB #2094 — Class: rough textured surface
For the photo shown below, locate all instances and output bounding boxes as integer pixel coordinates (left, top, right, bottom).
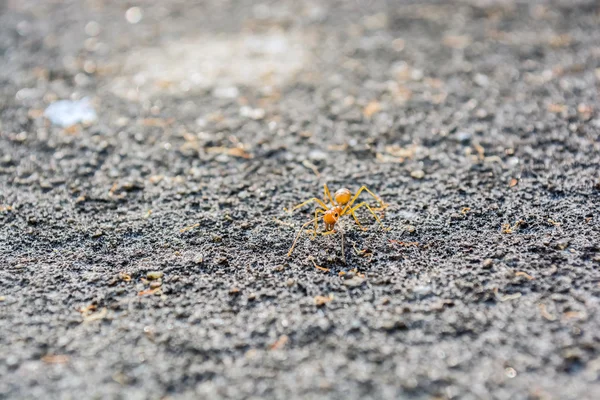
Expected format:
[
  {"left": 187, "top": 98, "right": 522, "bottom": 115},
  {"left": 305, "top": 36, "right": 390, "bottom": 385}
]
[{"left": 1, "top": 1, "right": 599, "bottom": 399}]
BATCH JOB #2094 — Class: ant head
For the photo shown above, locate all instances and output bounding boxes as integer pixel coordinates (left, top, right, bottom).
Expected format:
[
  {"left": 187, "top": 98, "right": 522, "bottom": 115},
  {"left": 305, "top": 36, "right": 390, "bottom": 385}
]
[
  {"left": 323, "top": 206, "right": 343, "bottom": 230},
  {"left": 334, "top": 188, "right": 351, "bottom": 205}
]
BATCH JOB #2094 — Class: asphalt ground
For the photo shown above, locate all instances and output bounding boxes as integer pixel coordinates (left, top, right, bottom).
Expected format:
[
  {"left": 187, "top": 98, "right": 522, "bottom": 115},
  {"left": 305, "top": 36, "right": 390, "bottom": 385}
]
[{"left": 1, "top": 0, "right": 599, "bottom": 399}]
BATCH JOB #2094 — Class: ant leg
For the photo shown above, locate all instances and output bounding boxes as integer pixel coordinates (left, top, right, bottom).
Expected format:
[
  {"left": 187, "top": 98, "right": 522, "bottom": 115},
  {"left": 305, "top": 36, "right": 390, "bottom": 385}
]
[
  {"left": 343, "top": 186, "right": 387, "bottom": 214},
  {"left": 349, "top": 202, "right": 388, "bottom": 231},
  {"left": 311, "top": 208, "right": 326, "bottom": 237},
  {"left": 349, "top": 208, "right": 367, "bottom": 231},
  {"left": 285, "top": 197, "right": 328, "bottom": 213},
  {"left": 323, "top": 184, "right": 334, "bottom": 205},
  {"left": 288, "top": 217, "right": 319, "bottom": 257},
  {"left": 341, "top": 228, "right": 346, "bottom": 264}
]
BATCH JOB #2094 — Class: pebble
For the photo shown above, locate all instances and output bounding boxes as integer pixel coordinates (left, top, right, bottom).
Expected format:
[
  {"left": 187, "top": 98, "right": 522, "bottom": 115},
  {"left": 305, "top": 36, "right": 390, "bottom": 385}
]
[
  {"left": 6, "top": 356, "right": 19, "bottom": 369},
  {"left": 308, "top": 149, "right": 328, "bottom": 161},
  {"left": 456, "top": 131, "right": 472, "bottom": 143},
  {"left": 212, "top": 86, "right": 239, "bottom": 99},
  {"left": 412, "top": 285, "right": 432, "bottom": 297},
  {"left": 410, "top": 170, "right": 425, "bottom": 179},
  {"left": 342, "top": 276, "right": 365, "bottom": 287},
  {"left": 147, "top": 271, "right": 163, "bottom": 280},
  {"left": 44, "top": 98, "right": 97, "bottom": 127},
  {"left": 149, "top": 281, "right": 162, "bottom": 289},
  {"left": 404, "top": 225, "right": 416, "bottom": 234},
  {"left": 482, "top": 259, "right": 494, "bottom": 269}
]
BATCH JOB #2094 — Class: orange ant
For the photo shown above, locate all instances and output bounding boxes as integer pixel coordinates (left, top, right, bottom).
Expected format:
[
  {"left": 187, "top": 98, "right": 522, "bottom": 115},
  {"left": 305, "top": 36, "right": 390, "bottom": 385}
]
[{"left": 286, "top": 184, "right": 388, "bottom": 261}]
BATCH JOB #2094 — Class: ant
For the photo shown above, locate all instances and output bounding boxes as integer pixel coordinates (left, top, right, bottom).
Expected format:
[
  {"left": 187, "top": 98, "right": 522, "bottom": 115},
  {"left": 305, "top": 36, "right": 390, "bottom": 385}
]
[{"left": 286, "top": 184, "right": 388, "bottom": 262}]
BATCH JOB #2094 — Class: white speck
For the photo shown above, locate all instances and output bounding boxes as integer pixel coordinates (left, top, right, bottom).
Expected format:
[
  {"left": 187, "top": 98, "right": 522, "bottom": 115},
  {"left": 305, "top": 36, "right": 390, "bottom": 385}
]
[
  {"left": 83, "top": 60, "right": 96, "bottom": 74},
  {"left": 411, "top": 69, "right": 424, "bottom": 81},
  {"left": 125, "top": 7, "right": 143, "bottom": 24},
  {"left": 17, "top": 21, "right": 30, "bottom": 36},
  {"left": 44, "top": 98, "right": 97, "bottom": 127},
  {"left": 308, "top": 149, "right": 328, "bottom": 161},
  {"left": 412, "top": 285, "right": 432, "bottom": 296},
  {"left": 240, "top": 106, "right": 265, "bottom": 120},
  {"left": 505, "top": 367, "right": 517, "bottom": 378},
  {"left": 15, "top": 88, "right": 42, "bottom": 101},
  {"left": 474, "top": 73, "right": 489, "bottom": 87},
  {"left": 74, "top": 73, "right": 90, "bottom": 86},
  {"left": 85, "top": 21, "right": 100, "bottom": 37},
  {"left": 212, "top": 86, "right": 239, "bottom": 99}
]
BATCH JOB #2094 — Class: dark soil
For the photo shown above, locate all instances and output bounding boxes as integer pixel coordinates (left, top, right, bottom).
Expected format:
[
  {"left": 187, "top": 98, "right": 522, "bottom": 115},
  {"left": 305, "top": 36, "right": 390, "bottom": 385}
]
[{"left": 1, "top": 0, "right": 599, "bottom": 399}]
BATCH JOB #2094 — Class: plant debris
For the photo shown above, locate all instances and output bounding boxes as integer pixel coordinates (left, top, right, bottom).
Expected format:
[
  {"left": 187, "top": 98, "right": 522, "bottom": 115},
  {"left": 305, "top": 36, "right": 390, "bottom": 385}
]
[
  {"left": 138, "top": 288, "right": 162, "bottom": 296},
  {"left": 314, "top": 294, "right": 333, "bottom": 306},
  {"left": 538, "top": 304, "right": 556, "bottom": 321},
  {"left": 494, "top": 288, "right": 522, "bottom": 302},
  {"left": 270, "top": 335, "right": 289, "bottom": 350},
  {"left": 179, "top": 223, "right": 200, "bottom": 233},
  {"left": 390, "top": 240, "right": 419, "bottom": 247},
  {"left": 363, "top": 101, "right": 381, "bottom": 117},
  {"left": 82, "top": 307, "right": 108, "bottom": 322},
  {"left": 501, "top": 220, "right": 523, "bottom": 234},
  {"left": 308, "top": 256, "right": 329, "bottom": 272},
  {"left": 206, "top": 146, "right": 253, "bottom": 159},
  {"left": 515, "top": 271, "right": 534, "bottom": 280},
  {"left": 41, "top": 355, "right": 70, "bottom": 364}
]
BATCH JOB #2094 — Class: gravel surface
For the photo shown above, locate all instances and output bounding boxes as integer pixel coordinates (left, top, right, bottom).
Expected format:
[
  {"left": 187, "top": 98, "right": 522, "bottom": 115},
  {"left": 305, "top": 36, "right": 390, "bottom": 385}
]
[{"left": 1, "top": 1, "right": 599, "bottom": 399}]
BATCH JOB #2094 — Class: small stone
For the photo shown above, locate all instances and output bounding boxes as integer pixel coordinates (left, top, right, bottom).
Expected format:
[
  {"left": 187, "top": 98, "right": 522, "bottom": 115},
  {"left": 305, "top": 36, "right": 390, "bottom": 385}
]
[
  {"left": 212, "top": 86, "right": 239, "bottom": 99},
  {"left": 482, "top": 259, "right": 494, "bottom": 269},
  {"left": 308, "top": 149, "right": 328, "bottom": 161},
  {"left": 229, "top": 287, "right": 240, "bottom": 295},
  {"left": 554, "top": 239, "right": 570, "bottom": 250},
  {"left": 44, "top": 98, "right": 97, "bottom": 127},
  {"left": 147, "top": 271, "right": 164, "bottom": 280},
  {"left": 404, "top": 225, "right": 416, "bottom": 234},
  {"left": 410, "top": 170, "right": 425, "bottom": 179},
  {"left": 149, "top": 280, "right": 162, "bottom": 289},
  {"left": 125, "top": 7, "right": 143, "bottom": 24},
  {"left": 92, "top": 230, "right": 103, "bottom": 238},
  {"left": 342, "top": 276, "right": 365, "bottom": 287},
  {"left": 39, "top": 181, "right": 52, "bottom": 189},
  {"left": 194, "top": 255, "right": 204, "bottom": 264},
  {"left": 412, "top": 285, "right": 432, "bottom": 297},
  {"left": 216, "top": 256, "right": 228, "bottom": 265},
  {"left": 1, "top": 155, "right": 13, "bottom": 165},
  {"left": 474, "top": 73, "right": 489, "bottom": 87},
  {"left": 247, "top": 293, "right": 257, "bottom": 301},
  {"left": 381, "top": 319, "right": 407, "bottom": 331},
  {"left": 286, "top": 278, "right": 295, "bottom": 287},
  {"left": 6, "top": 355, "right": 19, "bottom": 369},
  {"left": 455, "top": 131, "right": 472, "bottom": 143}
]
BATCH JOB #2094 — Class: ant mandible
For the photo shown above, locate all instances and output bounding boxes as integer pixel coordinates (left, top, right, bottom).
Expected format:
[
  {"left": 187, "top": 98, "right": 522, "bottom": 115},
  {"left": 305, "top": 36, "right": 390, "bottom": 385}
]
[{"left": 286, "top": 184, "right": 388, "bottom": 259}]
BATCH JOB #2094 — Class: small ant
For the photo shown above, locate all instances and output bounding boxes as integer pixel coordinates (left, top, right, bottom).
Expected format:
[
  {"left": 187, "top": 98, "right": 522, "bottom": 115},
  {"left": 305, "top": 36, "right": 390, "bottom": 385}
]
[{"left": 286, "top": 184, "right": 388, "bottom": 261}]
